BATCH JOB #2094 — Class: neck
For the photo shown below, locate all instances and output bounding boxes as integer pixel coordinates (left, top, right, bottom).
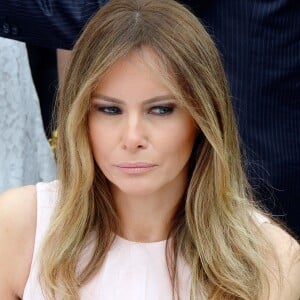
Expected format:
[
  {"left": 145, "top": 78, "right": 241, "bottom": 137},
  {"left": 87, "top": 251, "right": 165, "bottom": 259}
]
[{"left": 111, "top": 182, "right": 186, "bottom": 243}]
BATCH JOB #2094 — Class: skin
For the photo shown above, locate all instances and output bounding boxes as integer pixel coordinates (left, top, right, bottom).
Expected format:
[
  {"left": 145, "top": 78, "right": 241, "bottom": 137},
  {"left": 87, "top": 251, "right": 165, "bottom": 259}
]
[
  {"left": 0, "top": 47, "right": 299, "bottom": 299},
  {"left": 88, "top": 48, "right": 197, "bottom": 242},
  {"left": 0, "top": 185, "right": 36, "bottom": 299}
]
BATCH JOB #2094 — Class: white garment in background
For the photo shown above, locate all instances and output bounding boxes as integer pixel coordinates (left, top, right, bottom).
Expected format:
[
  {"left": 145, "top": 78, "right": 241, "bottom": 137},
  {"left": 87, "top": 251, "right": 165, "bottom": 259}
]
[{"left": 0, "top": 37, "right": 56, "bottom": 192}]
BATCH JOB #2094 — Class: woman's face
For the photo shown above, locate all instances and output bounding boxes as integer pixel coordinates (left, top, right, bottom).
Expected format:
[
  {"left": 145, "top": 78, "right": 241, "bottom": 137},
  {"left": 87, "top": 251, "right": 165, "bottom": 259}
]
[{"left": 88, "top": 48, "right": 197, "bottom": 197}]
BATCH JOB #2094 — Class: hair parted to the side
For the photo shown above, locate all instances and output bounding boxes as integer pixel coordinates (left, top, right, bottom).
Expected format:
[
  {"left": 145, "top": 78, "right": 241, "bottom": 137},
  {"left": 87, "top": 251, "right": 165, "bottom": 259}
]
[{"left": 39, "top": 0, "right": 279, "bottom": 299}]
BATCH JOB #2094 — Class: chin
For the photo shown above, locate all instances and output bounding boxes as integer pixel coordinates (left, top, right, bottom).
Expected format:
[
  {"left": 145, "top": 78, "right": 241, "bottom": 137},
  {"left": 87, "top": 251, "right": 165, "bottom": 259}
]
[
  {"left": 123, "top": 188, "right": 159, "bottom": 197},
  {"left": 113, "top": 182, "right": 161, "bottom": 198}
]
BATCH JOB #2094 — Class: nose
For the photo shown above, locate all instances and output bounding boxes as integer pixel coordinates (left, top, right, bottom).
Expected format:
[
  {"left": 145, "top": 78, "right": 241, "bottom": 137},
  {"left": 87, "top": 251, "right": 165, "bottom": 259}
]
[{"left": 121, "top": 113, "right": 148, "bottom": 151}]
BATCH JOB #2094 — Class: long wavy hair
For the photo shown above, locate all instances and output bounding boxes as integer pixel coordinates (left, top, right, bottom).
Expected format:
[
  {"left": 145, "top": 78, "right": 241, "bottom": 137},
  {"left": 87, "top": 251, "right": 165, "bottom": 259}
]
[{"left": 39, "top": 0, "right": 279, "bottom": 299}]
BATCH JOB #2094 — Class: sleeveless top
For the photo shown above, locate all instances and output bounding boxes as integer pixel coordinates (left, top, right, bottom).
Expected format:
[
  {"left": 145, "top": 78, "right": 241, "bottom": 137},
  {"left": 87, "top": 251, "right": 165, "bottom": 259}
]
[
  {"left": 23, "top": 181, "right": 192, "bottom": 299},
  {"left": 23, "top": 181, "right": 270, "bottom": 299}
]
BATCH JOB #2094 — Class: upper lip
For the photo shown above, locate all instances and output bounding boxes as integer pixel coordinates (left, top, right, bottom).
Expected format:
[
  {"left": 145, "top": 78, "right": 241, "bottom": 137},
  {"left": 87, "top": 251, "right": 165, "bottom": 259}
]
[{"left": 115, "top": 162, "right": 157, "bottom": 168}]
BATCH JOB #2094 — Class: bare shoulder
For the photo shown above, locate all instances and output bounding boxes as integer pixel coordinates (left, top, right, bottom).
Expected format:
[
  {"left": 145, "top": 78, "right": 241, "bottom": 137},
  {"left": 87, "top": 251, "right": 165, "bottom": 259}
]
[
  {"left": 0, "top": 185, "right": 37, "bottom": 299},
  {"left": 0, "top": 184, "right": 36, "bottom": 218},
  {"left": 260, "top": 222, "right": 300, "bottom": 300}
]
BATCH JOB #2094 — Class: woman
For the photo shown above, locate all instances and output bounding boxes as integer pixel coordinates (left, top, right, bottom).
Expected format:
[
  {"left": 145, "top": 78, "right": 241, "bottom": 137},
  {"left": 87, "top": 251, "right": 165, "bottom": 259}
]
[{"left": 0, "top": 0, "right": 299, "bottom": 299}]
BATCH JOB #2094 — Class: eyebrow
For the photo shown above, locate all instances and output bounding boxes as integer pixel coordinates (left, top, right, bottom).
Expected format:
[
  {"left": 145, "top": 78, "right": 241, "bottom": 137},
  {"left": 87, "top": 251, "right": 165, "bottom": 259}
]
[{"left": 91, "top": 93, "right": 176, "bottom": 104}]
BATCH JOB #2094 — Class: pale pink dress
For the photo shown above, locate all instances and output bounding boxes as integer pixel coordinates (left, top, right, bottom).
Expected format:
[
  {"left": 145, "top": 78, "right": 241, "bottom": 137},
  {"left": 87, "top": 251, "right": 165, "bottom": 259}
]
[
  {"left": 23, "top": 181, "right": 192, "bottom": 300},
  {"left": 23, "top": 181, "right": 270, "bottom": 299}
]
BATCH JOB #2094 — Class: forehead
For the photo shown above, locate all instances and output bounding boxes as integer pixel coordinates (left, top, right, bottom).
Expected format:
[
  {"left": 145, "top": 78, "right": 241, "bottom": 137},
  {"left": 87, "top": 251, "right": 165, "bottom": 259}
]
[{"left": 93, "top": 47, "right": 176, "bottom": 102}]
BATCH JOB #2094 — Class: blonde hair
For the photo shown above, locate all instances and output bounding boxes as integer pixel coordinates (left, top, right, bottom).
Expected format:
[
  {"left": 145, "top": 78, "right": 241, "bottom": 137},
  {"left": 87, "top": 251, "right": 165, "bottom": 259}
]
[{"left": 39, "top": 0, "right": 278, "bottom": 299}]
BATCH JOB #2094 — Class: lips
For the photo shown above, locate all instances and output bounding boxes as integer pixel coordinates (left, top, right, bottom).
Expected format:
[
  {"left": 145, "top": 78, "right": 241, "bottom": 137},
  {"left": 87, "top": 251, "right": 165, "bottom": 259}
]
[
  {"left": 115, "top": 162, "right": 157, "bottom": 168},
  {"left": 114, "top": 162, "right": 158, "bottom": 174}
]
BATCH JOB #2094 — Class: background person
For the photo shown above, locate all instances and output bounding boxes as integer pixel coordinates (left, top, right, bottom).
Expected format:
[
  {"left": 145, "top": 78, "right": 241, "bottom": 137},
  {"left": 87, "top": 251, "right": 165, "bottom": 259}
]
[
  {"left": 0, "top": 37, "right": 56, "bottom": 193},
  {"left": 187, "top": 0, "right": 300, "bottom": 237}
]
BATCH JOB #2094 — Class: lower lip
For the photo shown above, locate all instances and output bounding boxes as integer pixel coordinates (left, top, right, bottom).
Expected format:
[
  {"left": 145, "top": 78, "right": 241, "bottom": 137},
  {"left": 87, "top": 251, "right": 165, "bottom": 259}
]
[{"left": 116, "top": 166, "right": 157, "bottom": 174}]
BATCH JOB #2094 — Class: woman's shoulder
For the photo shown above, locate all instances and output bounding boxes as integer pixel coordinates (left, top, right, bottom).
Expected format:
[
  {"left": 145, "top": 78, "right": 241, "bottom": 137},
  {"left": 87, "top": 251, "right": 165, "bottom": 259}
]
[
  {"left": 0, "top": 184, "right": 37, "bottom": 230},
  {"left": 260, "top": 221, "right": 300, "bottom": 299},
  {"left": 0, "top": 185, "right": 37, "bottom": 299}
]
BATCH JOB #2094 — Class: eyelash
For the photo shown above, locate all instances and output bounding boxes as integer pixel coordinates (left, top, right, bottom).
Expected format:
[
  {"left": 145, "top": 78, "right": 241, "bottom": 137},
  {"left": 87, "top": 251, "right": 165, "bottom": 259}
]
[
  {"left": 149, "top": 105, "right": 174, "bottom": 115},
  {"left": 97, "top": 106, "right": 121, "bottom": 115},
  {"left": 94, "top": 105, "right": 175, "bottom": 116}
]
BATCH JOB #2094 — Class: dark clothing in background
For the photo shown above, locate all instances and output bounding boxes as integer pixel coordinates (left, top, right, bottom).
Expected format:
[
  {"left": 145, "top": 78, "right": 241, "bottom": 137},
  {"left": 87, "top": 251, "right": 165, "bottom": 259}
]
[
  {"left": 1, "top": 0, "right": 299, "bottom": 236},
  {"left": 0, "top": 0, "right": 108, "bottom": 49},
  {"left": 187, "top": 0, "right": 300, "bottom": 236},
  {"left": 26, "top": 45, "right": 57, "bottom": 138}
]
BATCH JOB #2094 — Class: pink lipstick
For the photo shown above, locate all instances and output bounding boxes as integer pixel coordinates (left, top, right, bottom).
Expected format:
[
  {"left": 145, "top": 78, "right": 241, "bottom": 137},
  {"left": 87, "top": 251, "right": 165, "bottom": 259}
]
[{"left": 115, "top": 162, "right": 157, "bottom": 174}]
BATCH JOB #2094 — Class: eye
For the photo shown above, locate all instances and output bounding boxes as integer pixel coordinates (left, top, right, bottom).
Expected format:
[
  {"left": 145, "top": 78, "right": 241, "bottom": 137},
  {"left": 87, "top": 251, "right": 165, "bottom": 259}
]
[
  {"left": 96, "top": 106, "right": 122, "bottom": 115},
  {"left": 149, "top": 105, "right": 174, "bottom": 116}
]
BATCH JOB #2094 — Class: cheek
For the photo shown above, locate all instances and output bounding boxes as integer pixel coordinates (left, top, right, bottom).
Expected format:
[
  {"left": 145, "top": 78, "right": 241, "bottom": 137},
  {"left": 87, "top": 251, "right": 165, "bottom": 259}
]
[
  {"left": 88, "top": 118, "right": 111, "bottom": 162},
  {"left": 161, "top": 122, "right": 196, "bottom": 162}
]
